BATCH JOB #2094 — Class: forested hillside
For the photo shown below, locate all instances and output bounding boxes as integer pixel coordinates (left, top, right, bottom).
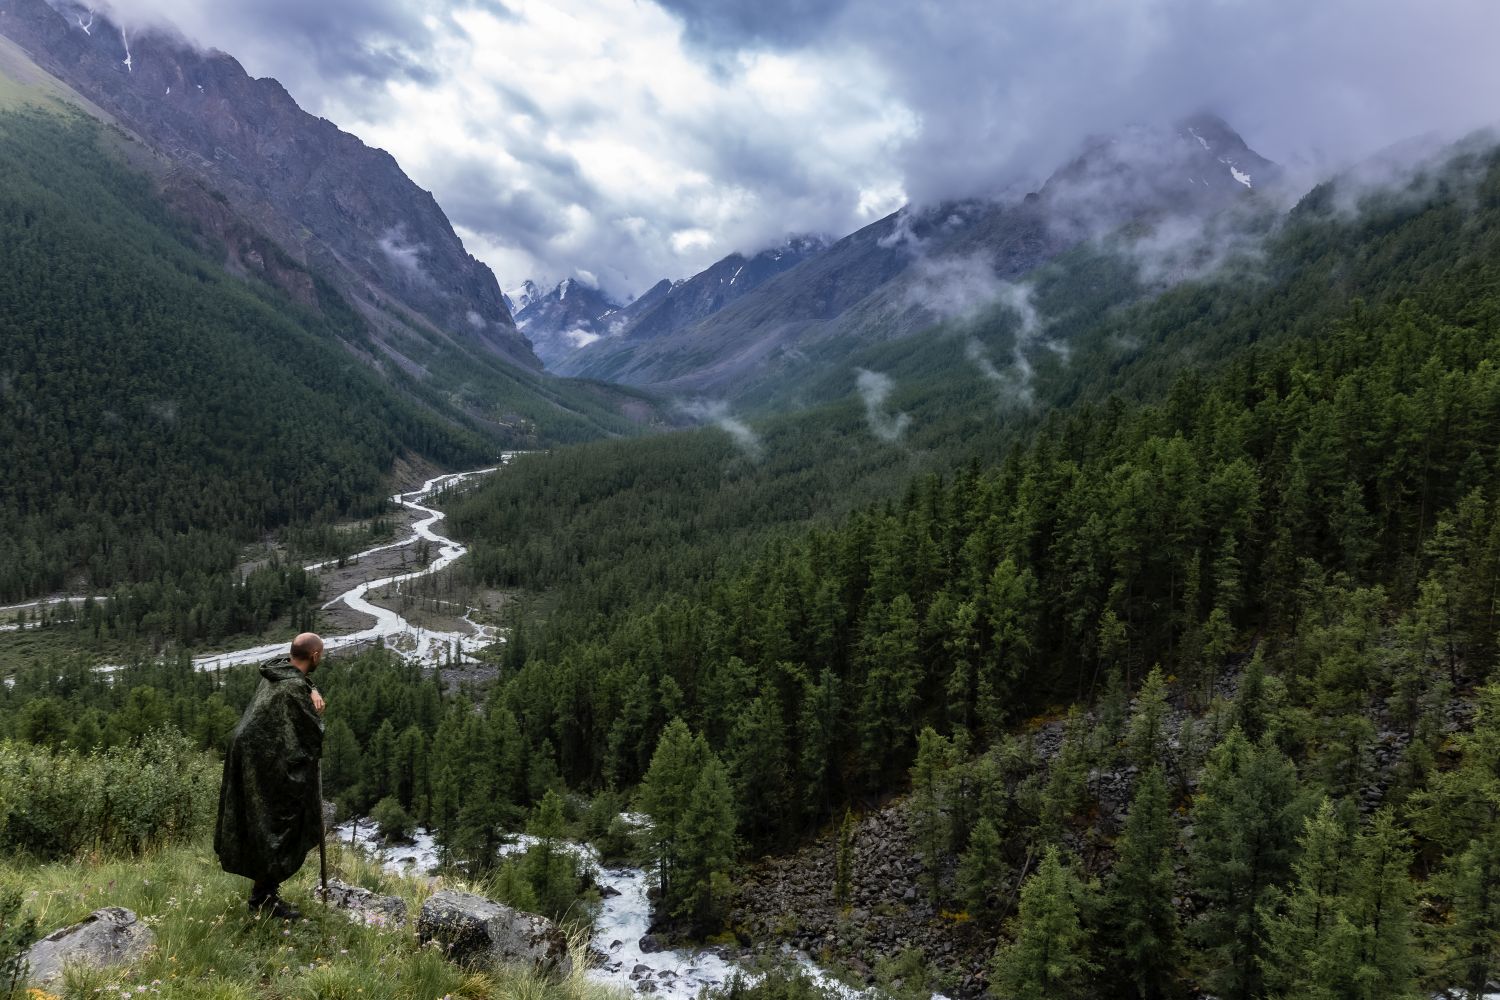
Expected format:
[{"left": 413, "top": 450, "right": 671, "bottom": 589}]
[
  {"left": 0, "top": 107, "right": 482, "bottom": 602},
  {"left": 431, "top": 137, "right": 1500, "bottom": 992},
  {"left": 0, "top": 69, "right": 671, "bottom": 655}
]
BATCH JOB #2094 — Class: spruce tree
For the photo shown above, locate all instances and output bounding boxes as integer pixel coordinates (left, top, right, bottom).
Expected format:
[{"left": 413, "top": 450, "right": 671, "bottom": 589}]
[
  {"left": 1187, "top": 728, "right": 1304, "bottom": 1000},
  {"left": 957, "top": 816, "right": 1004, "bottom": 920},
  {"left": 639, "top": 718, "right": 738, "bottom": 931},
  {"left": 1039, "top": 707, "right": 1092, "bottom": 841},
  {"left": 835, "top": 808, "right": 856, "bottom": 911},
  {"left": 1126, "top": 667, "right": 1172, "bottom": 772},
  {"left": 677, "top": 752, "right": 738, "bottom": 931},
  {"left": 521, "top": 789, "right": 581, "bottom": 923},
  {"left": 1259, "top": 800, "right": 1354, "bottom": 999},
  {"left": 1107, "top": 766, "right": 1181, "bottom": 1000},
  {"left": 990, "top": 847, "right": 1098, "bottom": 1000},
  {"left": 910, "top": 727, "right": 959, "bottom": 902},
  {"left": 1441, "top": 834, "right": 1500, "bottom": 1000},
  {"left": 1344, "top": 810, "right": 1419, "bottom": 1000}
]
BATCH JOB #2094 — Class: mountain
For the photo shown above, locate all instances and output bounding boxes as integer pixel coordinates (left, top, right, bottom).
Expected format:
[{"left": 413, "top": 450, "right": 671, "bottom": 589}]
[
  {"left": 611, "top": 236, "right": 832, "bottom": 344},
  {"left": 504, "top": 279, "right": 542, "bottom": 314},
  {"left": 512, "top": 277, "right": 624, "bottom": 368},
  {"left": 434, "top": 130, "right": 1500, "bottom": 990},
  {"left": 0, "top": 1, "right": 668, "bottom": 447},
  {"left": 513, "top": 236, "right": 830, "bottom": 372},
  {"left": 0, "top": 27, "right": 669, "bottom": 626},
  {"left": 558, "top": 116, "right": 1279, "bottom": 401},
  {"left": 0, "top": 0, "right": 537, "bottom": 368},
  {"left": 552, "top": 236, "right": 831, "bottom": 378}
]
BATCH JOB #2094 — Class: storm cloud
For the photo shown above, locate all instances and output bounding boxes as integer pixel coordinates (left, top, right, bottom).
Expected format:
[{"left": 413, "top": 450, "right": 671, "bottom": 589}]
[{"left": 93, "top": 0, "right": 1500, "bottom": 300}]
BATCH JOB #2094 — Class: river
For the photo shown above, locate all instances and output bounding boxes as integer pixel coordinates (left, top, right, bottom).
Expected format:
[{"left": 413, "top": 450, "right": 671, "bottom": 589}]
[
  {"left": 1, "top": 463, "right": 512, "bottom": 666},
  {"left": 336, "top": 818, "right": 868, "bottom": 1000},
  {"left": 193, "top": 461, "right": 513, "bottom": 671}
]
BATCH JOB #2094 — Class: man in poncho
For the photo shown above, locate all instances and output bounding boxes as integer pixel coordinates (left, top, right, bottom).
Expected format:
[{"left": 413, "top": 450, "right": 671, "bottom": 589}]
[{"left": 215, "top": 632, "right": 328, "bottom": 919}]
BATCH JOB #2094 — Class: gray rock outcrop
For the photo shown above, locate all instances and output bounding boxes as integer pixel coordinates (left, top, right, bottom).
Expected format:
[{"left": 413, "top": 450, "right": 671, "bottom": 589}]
[
  {"left": 417, "top": 889, "right": 571, "bottom": 975},
  {"left": 23, "top": 907, "right": 154, "bottom": 985},
  {"left": 319, "top": 879, "right": 408, "bottom": 929}
]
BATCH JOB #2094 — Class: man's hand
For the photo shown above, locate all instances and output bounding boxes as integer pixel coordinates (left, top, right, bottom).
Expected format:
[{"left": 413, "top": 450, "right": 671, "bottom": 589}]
[{"left": 311, "top": 688, "right": 326, "bottom": 715}]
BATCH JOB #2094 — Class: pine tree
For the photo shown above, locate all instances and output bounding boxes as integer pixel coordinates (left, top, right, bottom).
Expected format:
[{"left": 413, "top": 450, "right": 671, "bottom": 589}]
[
  {"left": 835, "top": 808, "right": 856, "bottom": 911},
  {"left": 1261, "top": 804, "right": 1420, "bottom": 1000},
  {"left": 521, "top": 789, "right": 581, "bottom": 923},
  {"left": 1126, "top": 667, "right": 1171, "bottom": 772},
  {"left": 677, "top": 751, "right": 737, "bottom": 931},
  {"left": 1259, "top": 800, "right": 1354, "bottom": 999},
  {"left": 1344, "top": 810, "right": 1419, "bottom": 1000},
  {"left": 1231, "top": 650, "right": 1272, "bottom": 742},
  {"left": 363, "top": 718, "right": 397, "bottom": 804},
  {"left": 1187, "top": 728, "right": 1305, "bottom": 1000},
  {"left": 957, "top": 816, "right": 1004, "bottom": 920},
  {"left": 1039, "top": 707, "right": 1092, "bottom": 841},
  {"left": 858, "top": 595, "right": 923, "bottom": 783},
  {"left": 910, "top": 727, "right": 960, "bottom": 902},
  {"left": 1440, "top": 834, "right": 1500, "bottom": 1000},
  {"left": 639, "top": 719, "right": 737, "bottom": 930},
  {"left": 726, "top": 694, "right": 790, "bottom": 850},
  {"left": 990, "top": 847, "right": 1098, "bottom": 1000},
  {"left": 390, "top": 724, "right": 429, "bottom": 817},
  {"left": 1107, "top": 766, "right": 1181, "bottom": 1000}
]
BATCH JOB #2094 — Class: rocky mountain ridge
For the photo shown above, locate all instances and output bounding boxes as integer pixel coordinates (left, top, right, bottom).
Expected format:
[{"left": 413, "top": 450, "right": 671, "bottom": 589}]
[
  {"left": 0, "top": 0, "right": 538, "bottom": 369},
  {"left": 557, "top": 115, "right": 1280, "bottom": 400},
  {"left": 516, "top": 236, "right": 831, "bottom": 372},
  {"left": 512, "top": 277, "right": 624, "bottom": 368}
]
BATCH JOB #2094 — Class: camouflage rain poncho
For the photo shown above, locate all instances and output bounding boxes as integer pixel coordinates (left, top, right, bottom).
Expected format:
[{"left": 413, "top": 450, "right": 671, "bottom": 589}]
[{"left": 214, "top": 660, "right": 325, "bottom": 883}]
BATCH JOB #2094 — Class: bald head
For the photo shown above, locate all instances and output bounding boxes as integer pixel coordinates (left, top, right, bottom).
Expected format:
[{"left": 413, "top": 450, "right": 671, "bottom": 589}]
[{"left": 290, "top": 632, "right": 324, "bottom": 673}]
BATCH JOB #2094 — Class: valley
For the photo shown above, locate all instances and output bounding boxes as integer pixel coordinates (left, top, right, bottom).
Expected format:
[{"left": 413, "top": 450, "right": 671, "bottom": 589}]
[{"left": 3, "top": 3, "right": 1500, "bottom": 1000}]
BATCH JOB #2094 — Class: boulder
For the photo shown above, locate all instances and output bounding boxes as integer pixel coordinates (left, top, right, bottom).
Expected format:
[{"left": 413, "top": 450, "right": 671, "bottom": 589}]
[
  {"left": 417, "top": 889, "right": 571, "bottom": 975},
  {"left": 322, "top": 799, "right": 339, "bottom": 831},
  {"left": 24, "top": 907, "right": 154, "bottom": 986},
  {"left": 318, "top": 879, "right": 408, "bottom": 929}
]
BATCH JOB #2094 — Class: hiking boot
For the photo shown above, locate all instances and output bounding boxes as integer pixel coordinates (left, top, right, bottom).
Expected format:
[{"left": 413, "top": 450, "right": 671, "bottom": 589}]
[{"left": 249, "top": 894, "right": 302, "bottom": 920}]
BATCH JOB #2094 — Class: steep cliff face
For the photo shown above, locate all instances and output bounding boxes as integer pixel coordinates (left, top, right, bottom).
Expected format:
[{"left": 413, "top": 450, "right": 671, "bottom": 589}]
[{"left": 0, "top": 0, "right": 538, "bottom": 369}]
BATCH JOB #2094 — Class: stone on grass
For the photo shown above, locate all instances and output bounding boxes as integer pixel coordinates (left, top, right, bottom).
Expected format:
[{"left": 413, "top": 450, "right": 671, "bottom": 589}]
[
  {"left": 24, "top": 907, "right": 154, "bottom": 986},
  {"left": 417, "top": 889, "right": 571, "bottom": 975},
  {"left": 318, "top": 879, "right": 408, "bottom": 929}
]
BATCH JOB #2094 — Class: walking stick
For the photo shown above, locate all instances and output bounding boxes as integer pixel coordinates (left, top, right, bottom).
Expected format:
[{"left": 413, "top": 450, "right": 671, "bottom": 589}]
[{"left": 317, "top": 758, "right": 329, "bottom": 901}]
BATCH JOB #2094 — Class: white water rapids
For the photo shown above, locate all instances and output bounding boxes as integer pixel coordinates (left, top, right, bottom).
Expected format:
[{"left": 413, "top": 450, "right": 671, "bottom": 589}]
[{"left": 336, "top": 819, "right": 872, "bottom": 1000}]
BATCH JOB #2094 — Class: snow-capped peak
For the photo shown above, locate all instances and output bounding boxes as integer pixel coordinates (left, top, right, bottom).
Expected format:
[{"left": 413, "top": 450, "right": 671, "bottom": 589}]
[{"left": 504, "top": 279, "right": 541, "bottom": 313}]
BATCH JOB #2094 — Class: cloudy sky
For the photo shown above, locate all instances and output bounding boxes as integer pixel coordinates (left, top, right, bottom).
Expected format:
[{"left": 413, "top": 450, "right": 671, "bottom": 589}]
[{"left": 103, "top": 0, "right": 1500, "bottom": 301}]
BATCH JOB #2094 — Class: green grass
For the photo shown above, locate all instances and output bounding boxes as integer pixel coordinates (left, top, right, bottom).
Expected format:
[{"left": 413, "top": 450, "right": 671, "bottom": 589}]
[{"left": 0, "top": 840, "right": 621, "bottom": 1000}]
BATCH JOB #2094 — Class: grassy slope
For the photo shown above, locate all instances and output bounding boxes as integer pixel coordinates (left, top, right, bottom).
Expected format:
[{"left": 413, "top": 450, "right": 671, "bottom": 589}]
[{"left": 1, "top": 840, "right": 615, "bottom": 1000}]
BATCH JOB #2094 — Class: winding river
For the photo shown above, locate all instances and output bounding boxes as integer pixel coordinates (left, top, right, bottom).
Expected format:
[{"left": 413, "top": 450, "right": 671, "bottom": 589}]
[
  {"left": 1, "top": 462, "right": 512, "bottom": 664},
  {"left": 193, "top": 461, "right": 513, "bottom": 671}
]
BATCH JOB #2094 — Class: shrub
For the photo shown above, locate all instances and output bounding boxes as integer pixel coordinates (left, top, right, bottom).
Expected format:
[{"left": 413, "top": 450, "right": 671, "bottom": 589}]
[
  {"left": 369, "top": 796, "right": 417, "bottom": 842},
  {"left": 0, "top": 728, "right": 219, "bottom": 859}
]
